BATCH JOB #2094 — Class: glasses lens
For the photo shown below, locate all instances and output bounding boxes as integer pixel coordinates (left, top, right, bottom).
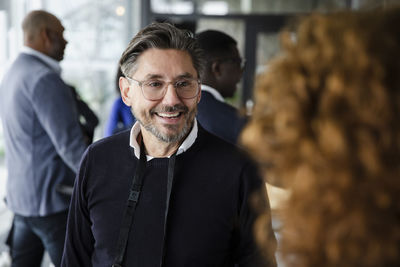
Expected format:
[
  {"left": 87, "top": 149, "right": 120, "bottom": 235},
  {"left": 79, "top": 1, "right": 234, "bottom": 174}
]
[
  {"left": 175, "top": 79, "right": 199, "bottom": 99},
  {"left": 141, "top": 79, "right": 199, "bottom": 100},
  {"left": 142, "top": 80, "right": 165, "bottom": 100}
]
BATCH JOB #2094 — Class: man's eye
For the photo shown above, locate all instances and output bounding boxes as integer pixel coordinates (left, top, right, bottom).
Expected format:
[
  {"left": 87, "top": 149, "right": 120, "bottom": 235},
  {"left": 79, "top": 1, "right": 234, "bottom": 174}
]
[
  {"left": 175, "top": 80, "right": 190, "bottom": 88},
  {"left": 146, "top": 81, "right": 163, "bottom": 88}
]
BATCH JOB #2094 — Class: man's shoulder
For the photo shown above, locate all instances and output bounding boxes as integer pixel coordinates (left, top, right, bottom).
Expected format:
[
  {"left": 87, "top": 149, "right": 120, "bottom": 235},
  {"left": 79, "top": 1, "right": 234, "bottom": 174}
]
[
  {"left": 195, "top": 125, "right": 250, "bottom": 161},
  {"left": 9, "top": 54, "right": 56, "bottom": 82},
  {"left": 197, "top": 93, "right": 246, "bottom": 143},
  {"left": 199, "top": 91, "right": 240, "bottom": 116},
  {"left": 199, "top": 91, "right": 226, "bottom": 106},
  {"left": 88, "top": 129, "right": 132, "bottom": 155},
  {"left": 15, "top": 53, "right": 51, "bottom": 70}
]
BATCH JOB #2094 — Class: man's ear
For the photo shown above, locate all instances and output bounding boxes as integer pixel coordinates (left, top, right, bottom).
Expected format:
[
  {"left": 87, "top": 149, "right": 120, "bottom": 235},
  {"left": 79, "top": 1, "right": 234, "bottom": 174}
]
[
  {"left": 211, "top": 61, "right": 222, "bottom": 77},
  {"left": 42, "top": 28, "right": 52, "bottom": 48},
  {"left": 197, "top": 85, "right": 201, "bottom": 103},
  {"left": 36, "top": 28, "right": 51, "bottom": 52},
  {"left": 119, "top": 77, "right": 132, "bottom": 106}
]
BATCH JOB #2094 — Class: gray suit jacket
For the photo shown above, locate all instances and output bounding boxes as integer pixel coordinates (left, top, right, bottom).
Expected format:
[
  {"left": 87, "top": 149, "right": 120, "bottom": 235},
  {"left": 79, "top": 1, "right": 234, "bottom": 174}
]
[{"left": 0, "top": 53, "right": 87, "bottom": 216}]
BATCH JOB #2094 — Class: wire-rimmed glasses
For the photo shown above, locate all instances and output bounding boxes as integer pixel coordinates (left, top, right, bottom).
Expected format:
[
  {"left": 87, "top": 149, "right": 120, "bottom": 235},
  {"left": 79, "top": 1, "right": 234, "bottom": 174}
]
[{"left": 126, "top": 76, "right": 201, "bottom": 101}]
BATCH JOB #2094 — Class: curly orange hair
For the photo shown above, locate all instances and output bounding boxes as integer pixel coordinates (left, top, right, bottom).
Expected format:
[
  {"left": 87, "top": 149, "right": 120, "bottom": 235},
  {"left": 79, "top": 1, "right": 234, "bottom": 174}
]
[{"left": 242, "top": 8, "right": 400, "bottom": 267}]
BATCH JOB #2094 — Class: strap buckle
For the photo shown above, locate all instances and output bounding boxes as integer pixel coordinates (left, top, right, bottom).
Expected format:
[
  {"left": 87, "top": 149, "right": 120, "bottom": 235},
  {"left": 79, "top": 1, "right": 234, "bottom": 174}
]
[{"left": 128, "top": 190, "right": 140, "bottom": 202}]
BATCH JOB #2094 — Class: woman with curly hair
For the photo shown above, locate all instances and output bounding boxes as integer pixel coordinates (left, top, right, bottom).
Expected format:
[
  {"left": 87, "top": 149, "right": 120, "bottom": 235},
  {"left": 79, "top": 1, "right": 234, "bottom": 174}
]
[{"left": 242, "top": 8, "right": 400, "bottom": 267}]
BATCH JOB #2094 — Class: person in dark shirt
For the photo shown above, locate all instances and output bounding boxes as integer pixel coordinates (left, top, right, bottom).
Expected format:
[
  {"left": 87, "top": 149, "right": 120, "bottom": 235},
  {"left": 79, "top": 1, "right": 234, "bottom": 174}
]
[
  {"left": 68, "top": 84, "right": 99, "bottom": 144},
  {"left": 196, "top": 30, "right": 247, "bottom": 144},
  {"left": 61, "top": 22, "right": 276, "bottom": 267}
]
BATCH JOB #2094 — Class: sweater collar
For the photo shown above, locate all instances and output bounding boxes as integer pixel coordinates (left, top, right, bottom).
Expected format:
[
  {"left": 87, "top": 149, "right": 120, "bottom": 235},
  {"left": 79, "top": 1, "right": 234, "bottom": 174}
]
[{"left": 129, "top": 119, "right": 198, "bottom": 161}]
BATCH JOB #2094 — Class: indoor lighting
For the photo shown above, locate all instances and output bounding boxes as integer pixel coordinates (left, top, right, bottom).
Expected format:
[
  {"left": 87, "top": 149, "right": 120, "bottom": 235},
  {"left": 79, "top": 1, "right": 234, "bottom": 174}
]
[
  {"left": 202, "top": 1, "right": 229, "bottom": 15},
  {"left": 115, "top": 5, "right": 126, "bottom": 16}
]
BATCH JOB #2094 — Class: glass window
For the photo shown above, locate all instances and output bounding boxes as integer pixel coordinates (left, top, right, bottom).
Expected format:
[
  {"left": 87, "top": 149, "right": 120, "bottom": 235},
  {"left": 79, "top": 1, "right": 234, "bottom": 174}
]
[
  {"left": 256, "top": 32, "right": 280, "bottom": 74},
  {"left": 151, "top": 0, "right": 349, "bottom": 15},
  {"left": 0, "top": 0, "right": 139, "bottom": 161},
  {"left": 43, "top": 0, "right": 132, "bottom": 140},
  {"left": 0, "top": 11, "right": 7, "bottom": 80}
]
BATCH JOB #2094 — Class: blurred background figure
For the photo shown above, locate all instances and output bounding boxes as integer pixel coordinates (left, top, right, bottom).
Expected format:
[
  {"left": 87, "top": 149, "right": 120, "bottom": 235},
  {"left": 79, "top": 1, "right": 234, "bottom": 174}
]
[
  {"left": 69, "top": 84, "right": 99, "bottom": 143},
  {"left": 0, "top": 10, "right": 88, "bottom": 267},
  {"left": 242, "top": 7, "right": 400, "bottom": 267},
  {"left": 196, "top": 30, "right": 247, "bottom": 144},
  {"left": 104, "top": 67, "right": 135, "bottom": 137}
]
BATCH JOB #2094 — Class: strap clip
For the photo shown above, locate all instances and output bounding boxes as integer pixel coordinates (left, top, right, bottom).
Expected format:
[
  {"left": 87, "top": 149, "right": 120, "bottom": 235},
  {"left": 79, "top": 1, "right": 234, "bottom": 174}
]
[{"left": 128, "top": 190, "right": 140, "bottom": 202}]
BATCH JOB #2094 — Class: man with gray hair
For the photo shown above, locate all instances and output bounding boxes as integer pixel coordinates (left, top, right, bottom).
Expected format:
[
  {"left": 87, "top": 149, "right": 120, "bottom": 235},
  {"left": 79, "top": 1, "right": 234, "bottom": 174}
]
[
  {"left": 0, "top": 10, "right": 88, "bottom": 267},
  {"left": 62, "top": 22, "right": 276, "bottom": 267}
]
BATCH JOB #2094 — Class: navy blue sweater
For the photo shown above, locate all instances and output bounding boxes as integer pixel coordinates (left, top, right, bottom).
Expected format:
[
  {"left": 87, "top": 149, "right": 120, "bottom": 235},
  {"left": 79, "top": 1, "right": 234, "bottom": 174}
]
[{"left": 61, "top": 126, "right": 276, "bottom": 267}]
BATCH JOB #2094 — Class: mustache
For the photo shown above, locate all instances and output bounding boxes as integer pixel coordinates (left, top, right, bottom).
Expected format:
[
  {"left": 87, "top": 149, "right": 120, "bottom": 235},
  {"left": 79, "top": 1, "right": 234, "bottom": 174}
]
[{"left": 151, "top": 104, "right": 188, "bottom": 114}]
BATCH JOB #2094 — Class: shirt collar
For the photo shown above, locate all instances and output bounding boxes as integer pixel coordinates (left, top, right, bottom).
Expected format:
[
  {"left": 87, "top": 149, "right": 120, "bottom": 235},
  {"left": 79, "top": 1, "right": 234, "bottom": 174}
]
[
  {"left": 129, "top": 119, "right": 198, "bottom": 161},
  {"left": 201, "top": 84, "right": 225, "bottom": 103},
  {"left": 21, "top": 46, "right": 62, "bottom": 75}
]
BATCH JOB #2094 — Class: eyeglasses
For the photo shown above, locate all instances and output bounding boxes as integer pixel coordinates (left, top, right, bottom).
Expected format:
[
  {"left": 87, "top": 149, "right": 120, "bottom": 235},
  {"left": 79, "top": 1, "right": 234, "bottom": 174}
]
[
  {"left": 219, "top": 57, "right": 246, "bottom": 69},
  {"left": 126, "top": 76, "right": 201, "bottom": 101}
]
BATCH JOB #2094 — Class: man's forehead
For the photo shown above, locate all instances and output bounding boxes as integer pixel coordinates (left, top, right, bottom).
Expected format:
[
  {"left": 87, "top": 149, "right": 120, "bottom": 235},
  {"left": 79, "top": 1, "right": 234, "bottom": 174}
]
[
  {"left": 142, "top": 72, "right": 195, "bottom": 80},
  {"left": 138, "top": 48, "right": 191, "bottom": 62},
  {"left": 133, "top": 48, "right": 197, "bottom": 78}
]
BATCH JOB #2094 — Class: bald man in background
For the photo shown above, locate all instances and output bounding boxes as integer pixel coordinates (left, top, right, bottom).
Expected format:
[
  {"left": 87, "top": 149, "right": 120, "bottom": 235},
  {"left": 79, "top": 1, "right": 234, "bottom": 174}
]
[{"left": 0, "top": 10, "right": 87, "bottom": 266}]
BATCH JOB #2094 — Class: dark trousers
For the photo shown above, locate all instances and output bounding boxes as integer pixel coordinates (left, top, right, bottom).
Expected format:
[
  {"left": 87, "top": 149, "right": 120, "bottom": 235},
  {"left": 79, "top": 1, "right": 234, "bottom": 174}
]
[{"left": 10, "top": 210, "right": 68, "bottom": 267}]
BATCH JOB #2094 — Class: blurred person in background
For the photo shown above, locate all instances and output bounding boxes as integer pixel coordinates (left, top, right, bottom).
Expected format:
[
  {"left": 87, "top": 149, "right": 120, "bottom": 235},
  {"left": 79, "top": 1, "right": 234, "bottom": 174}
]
[
  {"left": 104, "top": 67, "right": 136, "bottom": 137},
  {"left": 69, "top": 84, "right": 99, "bottom": 143},
  {"left": 0, "top": 10, "right": 88, "bottom": 267},
  {"left": 196, "top": 30, "right": 247, "bottom": 145},
  {"left": 242, "top": 8, "right": 400, "bottom": 267}
]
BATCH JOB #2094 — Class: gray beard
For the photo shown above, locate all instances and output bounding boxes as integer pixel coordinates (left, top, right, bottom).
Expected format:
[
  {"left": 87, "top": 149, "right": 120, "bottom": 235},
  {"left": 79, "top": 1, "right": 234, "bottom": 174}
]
[{"left": 131, "top": 106, "right": 196, "bottom": 144}]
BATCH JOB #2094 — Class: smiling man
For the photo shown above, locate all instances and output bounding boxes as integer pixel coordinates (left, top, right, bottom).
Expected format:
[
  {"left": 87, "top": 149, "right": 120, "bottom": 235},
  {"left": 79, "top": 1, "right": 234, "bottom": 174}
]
[{"left": 61, "top": 22, "right": 276, "bottom": 267}]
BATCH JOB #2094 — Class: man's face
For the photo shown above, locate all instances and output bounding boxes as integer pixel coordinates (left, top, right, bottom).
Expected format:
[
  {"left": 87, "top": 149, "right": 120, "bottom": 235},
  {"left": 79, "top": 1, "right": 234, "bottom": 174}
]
[
  {"left": 217, "top": 45, "right": 243, "bottom": 98},
  {"left": 122, "top": 48, "right": 201, "bottom": 144},
  {"left": 46, "top": 20, "right": 67, "bottom": 61}
]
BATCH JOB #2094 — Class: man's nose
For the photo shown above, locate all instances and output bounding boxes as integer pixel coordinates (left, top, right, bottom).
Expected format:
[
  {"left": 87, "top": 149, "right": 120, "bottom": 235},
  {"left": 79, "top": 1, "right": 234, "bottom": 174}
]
[{"left": 161, "top": 83, "right": 181, "bottom": 105}]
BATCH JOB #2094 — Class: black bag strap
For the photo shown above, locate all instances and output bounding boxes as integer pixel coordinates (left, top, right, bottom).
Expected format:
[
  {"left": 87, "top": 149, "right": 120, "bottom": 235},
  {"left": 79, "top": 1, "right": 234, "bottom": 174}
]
[
  {"left": 159, "top": 151, "right": 177, "bottom": 266},
  {"left": 112, "top": 141, "right": 147, "bottom": 267}
]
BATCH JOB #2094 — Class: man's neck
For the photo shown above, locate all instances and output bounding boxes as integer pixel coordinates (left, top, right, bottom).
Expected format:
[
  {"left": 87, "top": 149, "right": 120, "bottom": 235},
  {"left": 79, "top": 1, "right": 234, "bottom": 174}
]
[
  {"left": 25, "top": 43, "right": 46, "bottom": 55},
  {"left": 21, "top": 46, "right": 61, "bottom": 74},
  {"left": 140, "top": 127, "right": 182, "bottom": 158}
]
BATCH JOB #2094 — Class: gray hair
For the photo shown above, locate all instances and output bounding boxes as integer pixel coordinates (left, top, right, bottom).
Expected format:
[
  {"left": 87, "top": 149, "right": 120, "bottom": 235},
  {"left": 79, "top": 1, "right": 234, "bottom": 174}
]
[{"left": 119, "top": 22, "right": 205, "bottom": 78}]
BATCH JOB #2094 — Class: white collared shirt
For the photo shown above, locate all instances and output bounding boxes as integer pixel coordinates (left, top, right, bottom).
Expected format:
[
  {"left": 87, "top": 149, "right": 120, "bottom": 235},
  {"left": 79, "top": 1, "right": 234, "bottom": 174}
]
[
  {"left": 201, "top": 84, "right": 225, "bottom": 103},
  {"left": 129, "top": 119, "right": 198, "bottom": 161},
  {"left": 21, "top": 46, "right": 62, "bottom": 75}
]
